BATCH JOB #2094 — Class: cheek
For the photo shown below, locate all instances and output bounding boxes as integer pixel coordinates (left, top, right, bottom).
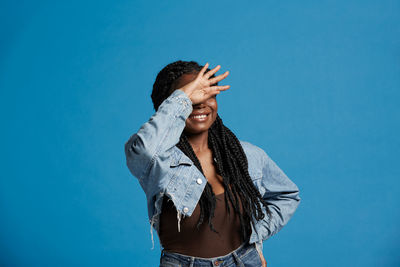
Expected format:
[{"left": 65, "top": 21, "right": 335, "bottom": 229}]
[
  {"left": 208, "top": 98, "right": 218, "bottom": 111},
  {"left": 211, "top": 103, "right": 218, "bottom": 120}
]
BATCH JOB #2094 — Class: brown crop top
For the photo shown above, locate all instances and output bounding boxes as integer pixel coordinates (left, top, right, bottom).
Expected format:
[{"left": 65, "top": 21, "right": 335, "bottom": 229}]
[{"left": 158, "top": 191, "right": 249, "bottom": 258}]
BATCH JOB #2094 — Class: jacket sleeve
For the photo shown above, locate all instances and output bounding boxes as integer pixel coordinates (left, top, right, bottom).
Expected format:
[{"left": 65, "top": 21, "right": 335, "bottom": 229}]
[
  {"left": 124, "top": 89, "right": 193, "bottom": 183},
  {"left": 259, "top": 149, "right": 301, "bottom": 239}
]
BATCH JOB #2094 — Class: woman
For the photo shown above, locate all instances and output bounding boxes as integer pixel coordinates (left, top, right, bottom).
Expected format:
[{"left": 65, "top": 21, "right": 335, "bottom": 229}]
[{"left": 125, "top": 60, "right": 301, "bottom": 266}]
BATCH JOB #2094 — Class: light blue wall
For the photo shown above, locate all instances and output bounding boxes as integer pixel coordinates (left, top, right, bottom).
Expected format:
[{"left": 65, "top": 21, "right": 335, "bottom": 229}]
[{"left": 1, "top": 1, "right": 399, "bottom": 266}]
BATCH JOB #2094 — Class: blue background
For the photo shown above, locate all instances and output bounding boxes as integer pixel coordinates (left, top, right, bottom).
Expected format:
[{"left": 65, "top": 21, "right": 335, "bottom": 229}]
[{"left": 1, "top": 1, "right": 399, "bottom": 266}]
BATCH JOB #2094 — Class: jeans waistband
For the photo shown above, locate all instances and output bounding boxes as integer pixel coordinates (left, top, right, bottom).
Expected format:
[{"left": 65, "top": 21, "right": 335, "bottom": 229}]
[{"left": 160, "top": 241, "right": 255, "bottom": 266}]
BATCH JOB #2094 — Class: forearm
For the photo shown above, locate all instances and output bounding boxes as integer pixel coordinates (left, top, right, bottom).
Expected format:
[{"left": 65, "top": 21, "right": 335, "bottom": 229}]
[
  {"left": 124, "top": 89, "right": 192, "bottom": 181},
  {"left": 262, "top": 189, "right": 300, "bottom": 238},
  {"left": 260, "top": 150, "right": 301, "bottom": 239}
]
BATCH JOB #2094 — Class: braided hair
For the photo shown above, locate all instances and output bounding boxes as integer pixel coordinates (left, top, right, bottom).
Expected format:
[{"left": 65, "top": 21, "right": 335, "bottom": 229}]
[{"left": 151, "top": 60, "right": 272, "bottom": 242}]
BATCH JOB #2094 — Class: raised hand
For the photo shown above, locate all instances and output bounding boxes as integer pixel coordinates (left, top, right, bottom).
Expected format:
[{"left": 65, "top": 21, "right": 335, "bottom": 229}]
[{"left": 178, "top": 63, "right": 230, "bottom": 105}]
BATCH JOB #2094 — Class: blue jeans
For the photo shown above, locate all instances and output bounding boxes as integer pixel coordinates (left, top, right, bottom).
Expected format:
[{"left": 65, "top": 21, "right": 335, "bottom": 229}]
[{"left": 159, "top": 242, "right": 263, "bottom": 267}]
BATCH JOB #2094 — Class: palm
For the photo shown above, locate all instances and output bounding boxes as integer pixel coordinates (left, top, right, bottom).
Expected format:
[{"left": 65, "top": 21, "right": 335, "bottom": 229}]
[
  {"left": 188, "top": 80, "right": 214, "bottom": 104},
  {"left": 179, "top": 63, "right": 230, "bottom": 105}
]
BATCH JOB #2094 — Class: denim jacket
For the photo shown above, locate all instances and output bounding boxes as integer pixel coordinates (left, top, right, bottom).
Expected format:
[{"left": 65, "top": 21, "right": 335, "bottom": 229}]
[{"left": 124, "top": 89, "right": 301, "bottom": 250}]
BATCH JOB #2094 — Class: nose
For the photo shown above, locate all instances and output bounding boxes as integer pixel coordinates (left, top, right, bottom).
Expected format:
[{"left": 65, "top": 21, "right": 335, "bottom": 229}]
[{"left": 193, "top": 102, "right": 206, "bottom": 109}]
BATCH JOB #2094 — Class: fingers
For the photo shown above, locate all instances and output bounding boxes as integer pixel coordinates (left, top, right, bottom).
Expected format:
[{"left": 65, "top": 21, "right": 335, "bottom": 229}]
[
  {"left": 210, "top": 85, "right": 230, "bottom": 94},
  {"left": 208, "top": 70, "right": 229, "bottom": 85},
  {"left": 198, "top": 63, "right": 231, "bottom": 98},
  {"left": 197, "top": 62, "right": 209, "bottom": 78},
  {"left": 204, "top": 85, "right": 230, "bottom": 100},
  {"left": 204, "top": 64, "right": 221, "bottom": 79}
]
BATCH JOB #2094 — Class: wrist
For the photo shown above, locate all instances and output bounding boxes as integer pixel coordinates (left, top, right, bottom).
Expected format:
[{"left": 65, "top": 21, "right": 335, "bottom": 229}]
[{"left": 177, "top": 89, "right": 192, "bottom": 103}]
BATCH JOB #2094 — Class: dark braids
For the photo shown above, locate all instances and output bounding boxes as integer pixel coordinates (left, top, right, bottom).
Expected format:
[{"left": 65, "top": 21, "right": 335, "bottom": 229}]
[
  {"left": 151, "top": 60, "right": 272, "bottom": 242},
  {"left": 151, "top": 60, "right": 203, "bottom": 111}
]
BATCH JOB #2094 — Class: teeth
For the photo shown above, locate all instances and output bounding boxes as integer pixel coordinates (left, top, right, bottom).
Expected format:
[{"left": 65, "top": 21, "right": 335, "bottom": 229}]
[{"left": 192, "top": 114, "right": 207, "bottom": 119}]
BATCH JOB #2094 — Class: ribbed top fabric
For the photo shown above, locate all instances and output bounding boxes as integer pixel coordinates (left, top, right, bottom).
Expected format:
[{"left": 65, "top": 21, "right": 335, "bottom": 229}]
[{"left": 159, "top": 191, "right": 247, "bottom": 258}]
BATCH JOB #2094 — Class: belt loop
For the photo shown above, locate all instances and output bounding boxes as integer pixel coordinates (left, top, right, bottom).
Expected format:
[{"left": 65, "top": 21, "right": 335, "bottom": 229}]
[
  {"left": 232, "top": 251, "right": 245, "bottom": 267},
  {"left": 189, "top": 256, "right": 195, "bottom": 267}
]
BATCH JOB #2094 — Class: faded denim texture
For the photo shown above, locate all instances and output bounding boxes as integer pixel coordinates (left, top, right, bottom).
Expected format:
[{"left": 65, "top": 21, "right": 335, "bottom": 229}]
[
  {"left": 159, "top": 242, "right": 263, "bottom": 267},
  {"left": 124, "top": 89, "right": 301, "bottom": 250}
]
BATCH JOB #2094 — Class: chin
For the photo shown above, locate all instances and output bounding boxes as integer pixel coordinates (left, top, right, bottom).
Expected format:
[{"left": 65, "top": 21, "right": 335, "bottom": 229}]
[
  {"left": 184, "top": 120, "right": 216, "bottom": 135},
  {"left": 184, "top": 125, "right": 210, "bottom": 135}
]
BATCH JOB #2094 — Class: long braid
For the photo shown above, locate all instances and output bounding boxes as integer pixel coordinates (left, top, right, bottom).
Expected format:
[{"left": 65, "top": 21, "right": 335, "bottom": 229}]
[
  {"left": 209, "top": 115, "right": 272, "bottom": 240},
  {"left": 177, "top": 135, "right": 218, "bottom": 232},
  {"left": 151, "top": 60, "right": 272, "bottom": 242}
]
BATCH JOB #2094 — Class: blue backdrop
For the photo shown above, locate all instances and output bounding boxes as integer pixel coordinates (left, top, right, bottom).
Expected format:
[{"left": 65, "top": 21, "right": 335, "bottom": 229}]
[{"left": 1, "top": 1, "right": 399, "bottom": 266}]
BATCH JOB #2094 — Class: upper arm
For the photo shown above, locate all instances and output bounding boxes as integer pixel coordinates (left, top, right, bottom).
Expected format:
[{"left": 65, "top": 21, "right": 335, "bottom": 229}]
[
  {"left": 124, "top": 132, "right": 153, "bottom": 181},
  {"left": 124, "top": 89, "right": 193, "bottom": 182},
  {"left": 260, "top": 149, "right": 300, "bottom": 200}
]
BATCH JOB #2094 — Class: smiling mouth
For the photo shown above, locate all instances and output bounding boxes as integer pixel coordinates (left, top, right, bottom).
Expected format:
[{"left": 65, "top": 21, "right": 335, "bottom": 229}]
[{"left": 189, "top": 113, "right": 210, "bottom": 122}]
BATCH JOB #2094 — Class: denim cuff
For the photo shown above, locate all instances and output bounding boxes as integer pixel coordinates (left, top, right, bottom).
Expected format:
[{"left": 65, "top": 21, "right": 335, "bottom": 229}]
[{"left": 169, "top": 89, "right": 193, "bottom": 118}]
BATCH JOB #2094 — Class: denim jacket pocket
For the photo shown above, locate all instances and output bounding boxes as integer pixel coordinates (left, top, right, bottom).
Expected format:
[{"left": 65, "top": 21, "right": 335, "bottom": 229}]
[
  {"left": 169, "top": 150, "right": 193, "bottom": 167},
  {"left": 167, "top": 149, "right": 194, "bottom": 193},
  {"left": 165, "top": 149, "right": 196, "bottom": 205}
]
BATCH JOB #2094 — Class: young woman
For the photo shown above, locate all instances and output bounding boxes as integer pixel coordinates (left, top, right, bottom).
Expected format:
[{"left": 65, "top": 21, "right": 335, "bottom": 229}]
[{"left": 125, "top": 60, "right": 301, "bottom": 266}]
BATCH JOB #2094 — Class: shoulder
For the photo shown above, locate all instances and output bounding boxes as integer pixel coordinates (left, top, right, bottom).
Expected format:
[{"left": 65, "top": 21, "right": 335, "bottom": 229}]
[
  {"left": 239, "top": 139, "right": 267, "bottom": 159},
  {"left": 239, "top": 139, "right": 267, "bottom": 175}
]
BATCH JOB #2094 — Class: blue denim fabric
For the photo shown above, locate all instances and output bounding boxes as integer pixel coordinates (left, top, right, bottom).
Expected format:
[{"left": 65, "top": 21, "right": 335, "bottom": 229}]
[
  {"left": 124, "top": 89, "right": 301, "bottom": 249},
  {"left": 159, "top": 242, "right": 262, "bottom": 267}
]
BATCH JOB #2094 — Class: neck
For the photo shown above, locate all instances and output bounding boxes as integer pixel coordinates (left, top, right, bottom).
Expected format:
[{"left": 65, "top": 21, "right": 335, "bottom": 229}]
[{"left": 186, "top": 130, "right": 209, "bottom": 153}]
